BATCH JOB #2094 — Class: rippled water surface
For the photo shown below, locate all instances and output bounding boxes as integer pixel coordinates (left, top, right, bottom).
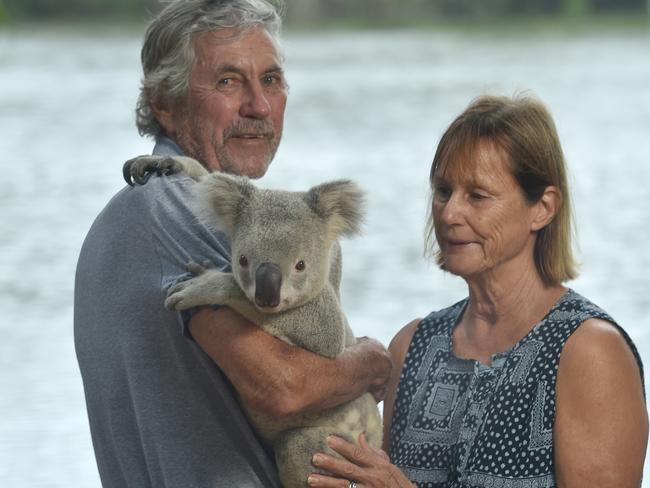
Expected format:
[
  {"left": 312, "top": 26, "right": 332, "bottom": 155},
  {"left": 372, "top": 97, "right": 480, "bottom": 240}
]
[{"left": 1, "top": 24, "right": 649, "bottom": 486}]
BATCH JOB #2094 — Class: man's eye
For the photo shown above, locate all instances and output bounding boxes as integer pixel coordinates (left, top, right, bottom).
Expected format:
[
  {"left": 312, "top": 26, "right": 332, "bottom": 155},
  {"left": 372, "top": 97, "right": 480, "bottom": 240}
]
[
  {"left": 217, "top": 77, "right": 241, "bottom": 90},
  {"left": 262, "top": 73, "right": 284, "bottom": 87},
  {"left": 470, "top": 192, "right": 488, "bottom": 201}
]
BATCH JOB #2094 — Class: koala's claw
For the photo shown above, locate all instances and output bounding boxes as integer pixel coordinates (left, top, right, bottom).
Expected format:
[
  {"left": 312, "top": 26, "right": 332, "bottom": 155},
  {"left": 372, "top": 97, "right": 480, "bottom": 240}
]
[
  {"left": 165, "top": 279, "right": 193, "bottom": 310},
  {"left": 123, "top": 155, "right": 184, "bottom": 186},
  {"left": 164, "top": 262, "right": 214, "bottom": 311},
  {"left": 186, "top": 261, "right": 213, "bottom": 276},
  {"left": 164, "top": 291, "right": 183, "bottom": 310}
]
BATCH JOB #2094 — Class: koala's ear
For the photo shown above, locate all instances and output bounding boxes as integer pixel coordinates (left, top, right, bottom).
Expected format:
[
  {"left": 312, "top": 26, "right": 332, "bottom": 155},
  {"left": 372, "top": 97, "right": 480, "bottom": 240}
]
[
  {"left": 193, "top": 173, "right": 255, "bottom": 236},
  {"left": 305, "top": 179, "right": 366, "bottom": 238}
]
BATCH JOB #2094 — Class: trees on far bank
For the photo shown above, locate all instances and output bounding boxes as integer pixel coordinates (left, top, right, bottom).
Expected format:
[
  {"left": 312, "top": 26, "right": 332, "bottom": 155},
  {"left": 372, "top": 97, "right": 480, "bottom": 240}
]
[{"left": 1, "top": 0, "right": 646, "bottom": 22}]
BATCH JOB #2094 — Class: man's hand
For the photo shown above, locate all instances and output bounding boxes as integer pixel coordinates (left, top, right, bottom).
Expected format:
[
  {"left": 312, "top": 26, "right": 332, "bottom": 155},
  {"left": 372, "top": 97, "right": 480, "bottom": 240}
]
[{"left": 346, "top": 337, "right": 393, "bottom": 403}]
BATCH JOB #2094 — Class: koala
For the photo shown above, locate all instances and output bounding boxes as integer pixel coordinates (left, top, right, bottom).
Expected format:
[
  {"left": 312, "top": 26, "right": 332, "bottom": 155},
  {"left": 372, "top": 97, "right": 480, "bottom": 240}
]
[{"left": 125, "top": 155, "right": 382, "bottom": 488}]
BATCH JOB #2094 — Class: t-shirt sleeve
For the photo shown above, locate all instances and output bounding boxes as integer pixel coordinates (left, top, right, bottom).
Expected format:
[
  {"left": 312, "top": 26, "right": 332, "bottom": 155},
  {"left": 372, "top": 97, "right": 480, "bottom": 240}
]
[{"left": 137, "top": 174, "right": 232, "bottom": 338}]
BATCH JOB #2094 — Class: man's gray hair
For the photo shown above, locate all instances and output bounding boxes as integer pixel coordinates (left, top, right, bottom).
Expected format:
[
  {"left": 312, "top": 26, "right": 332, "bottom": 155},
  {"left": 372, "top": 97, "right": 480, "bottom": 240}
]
[{"left": 136, "top": 0, "right": 285, "bottom": 138}]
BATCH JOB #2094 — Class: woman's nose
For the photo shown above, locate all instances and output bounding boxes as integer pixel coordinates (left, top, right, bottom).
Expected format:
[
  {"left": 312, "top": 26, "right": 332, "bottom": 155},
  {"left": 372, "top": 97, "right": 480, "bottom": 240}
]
[{"left": 439, "top": 193, "right": 466, "bottom": 226}]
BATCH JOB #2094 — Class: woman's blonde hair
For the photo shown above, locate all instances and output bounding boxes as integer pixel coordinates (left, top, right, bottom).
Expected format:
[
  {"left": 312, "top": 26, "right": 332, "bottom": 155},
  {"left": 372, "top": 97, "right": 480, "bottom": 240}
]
[{"left": 425, "top": 93, "right": 578, "bottom": 285}]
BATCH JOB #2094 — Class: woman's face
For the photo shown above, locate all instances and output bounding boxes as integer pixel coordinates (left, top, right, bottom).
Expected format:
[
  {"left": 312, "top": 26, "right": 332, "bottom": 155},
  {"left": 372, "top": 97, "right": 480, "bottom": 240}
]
[{"left": 432, "top": 141, "right": 540, "bottom": 281}]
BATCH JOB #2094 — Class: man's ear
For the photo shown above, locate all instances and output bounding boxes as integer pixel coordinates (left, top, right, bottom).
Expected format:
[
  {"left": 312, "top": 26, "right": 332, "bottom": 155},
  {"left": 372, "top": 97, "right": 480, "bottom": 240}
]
[
  {"left": 531, "top": 186, "right": 562, "bottom": 231},
  {"left": 150, "top": 99, "right": 176, "bottom": 136}
]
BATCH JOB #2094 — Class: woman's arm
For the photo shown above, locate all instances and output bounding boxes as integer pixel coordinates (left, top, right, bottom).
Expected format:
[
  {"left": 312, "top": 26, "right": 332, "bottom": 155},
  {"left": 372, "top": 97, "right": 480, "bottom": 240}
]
[
  {"left": 555, "top": 318, "right": 647, "bottom": 487},
  {"left": 382, "top": 319, "right": 421, "bottom": 451},
  {"left": 189, "top": 307, "right": 393, "bottom": 418}
]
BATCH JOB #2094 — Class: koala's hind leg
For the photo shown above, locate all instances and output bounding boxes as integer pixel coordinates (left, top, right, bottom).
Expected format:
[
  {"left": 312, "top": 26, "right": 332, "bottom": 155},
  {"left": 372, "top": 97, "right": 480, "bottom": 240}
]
[
  {"left": 275, "top": 428, "right": 350, "bottom": 488},
  {"left": 123, "top": 155, "right": 208, "bottom": 185}
]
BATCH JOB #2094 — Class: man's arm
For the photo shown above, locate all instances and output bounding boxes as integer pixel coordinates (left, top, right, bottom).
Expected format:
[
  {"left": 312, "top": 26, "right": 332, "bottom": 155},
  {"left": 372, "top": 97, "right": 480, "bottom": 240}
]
[{"left": 189, "top": 307, "right": 393, "bottom": 418}]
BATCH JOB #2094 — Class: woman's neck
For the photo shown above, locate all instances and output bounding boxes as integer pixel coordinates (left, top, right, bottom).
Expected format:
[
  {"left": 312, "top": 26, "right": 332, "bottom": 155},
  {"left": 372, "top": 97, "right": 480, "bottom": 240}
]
[{"left": 454, "top": 261, "right": 566, "bottom": 365}]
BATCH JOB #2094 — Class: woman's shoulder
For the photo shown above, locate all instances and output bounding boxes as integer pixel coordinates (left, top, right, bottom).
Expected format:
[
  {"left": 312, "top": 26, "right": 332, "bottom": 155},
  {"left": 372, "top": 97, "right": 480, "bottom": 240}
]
[
  {"left": 551, "top": 289, "right": 638, "bottom": 357},
  {"left": 388, "top": 319, "right": 421, "bottom": 360},
  {"left": 557, "top": 291, "right": 644, "bottom": 389},
  {"left": 551, "top": 289, "right": 614, "bottom": 322},
  {"left": 562, "top": 316, "right": 643, "bottom": 378},
  {"left": 387, "top": 299, "right": 468, "bottom": 372}
]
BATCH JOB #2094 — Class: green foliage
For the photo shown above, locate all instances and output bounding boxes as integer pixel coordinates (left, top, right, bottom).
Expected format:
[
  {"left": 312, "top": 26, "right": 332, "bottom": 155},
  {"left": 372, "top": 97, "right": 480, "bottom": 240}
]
[
  {"left": 563, "top": 0, "right": 590, "bottom": 15},
  {"left": 3, "top": 0, "right": 160, "bottom": 20},
  {"left": 0, "top": 0, "right": 646, "bottom": 22}
]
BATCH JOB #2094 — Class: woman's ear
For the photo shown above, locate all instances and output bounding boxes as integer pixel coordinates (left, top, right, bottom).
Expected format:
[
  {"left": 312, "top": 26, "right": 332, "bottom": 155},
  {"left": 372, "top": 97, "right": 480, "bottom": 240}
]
[{"left": 531, "top": 186, "right": 562, "bottom": 231}]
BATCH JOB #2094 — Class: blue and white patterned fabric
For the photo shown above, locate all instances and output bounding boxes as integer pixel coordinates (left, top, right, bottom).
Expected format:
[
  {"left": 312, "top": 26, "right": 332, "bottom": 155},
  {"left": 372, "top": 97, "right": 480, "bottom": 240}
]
[{"left": 389, "top": 289, "right": 644, "bottom": 487}]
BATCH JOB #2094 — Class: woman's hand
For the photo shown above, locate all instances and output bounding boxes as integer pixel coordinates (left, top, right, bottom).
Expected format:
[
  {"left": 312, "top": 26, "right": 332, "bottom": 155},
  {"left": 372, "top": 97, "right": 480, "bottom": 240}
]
[{"left": 307, "top": 433, "right": 415, "bottom": 488}]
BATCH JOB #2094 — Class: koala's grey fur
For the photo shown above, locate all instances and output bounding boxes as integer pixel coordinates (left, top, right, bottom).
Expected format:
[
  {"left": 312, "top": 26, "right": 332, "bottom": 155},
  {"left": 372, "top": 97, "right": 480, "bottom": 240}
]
[{"left": 126, "top": 156, "right": 382, "bottom": 488}]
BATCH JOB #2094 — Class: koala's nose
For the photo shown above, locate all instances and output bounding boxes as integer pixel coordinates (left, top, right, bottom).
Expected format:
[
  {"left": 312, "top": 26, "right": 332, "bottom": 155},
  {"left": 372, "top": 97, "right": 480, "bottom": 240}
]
[{"left": 254, "top": 263, "right": 282, "bottom": 309}]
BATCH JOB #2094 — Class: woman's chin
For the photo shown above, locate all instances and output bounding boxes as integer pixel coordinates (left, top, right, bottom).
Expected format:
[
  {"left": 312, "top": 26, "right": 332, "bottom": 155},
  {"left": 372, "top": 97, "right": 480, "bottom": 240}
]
[{"left": 440, "top": 258, "right": 482, "bottom": 279}]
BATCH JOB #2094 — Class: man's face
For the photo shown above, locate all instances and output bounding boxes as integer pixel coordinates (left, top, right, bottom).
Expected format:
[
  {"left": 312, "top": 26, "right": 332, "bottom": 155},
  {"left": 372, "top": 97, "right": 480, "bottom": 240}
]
[{"left": 156, "top": 27, "right": 287, "bottom": 178}]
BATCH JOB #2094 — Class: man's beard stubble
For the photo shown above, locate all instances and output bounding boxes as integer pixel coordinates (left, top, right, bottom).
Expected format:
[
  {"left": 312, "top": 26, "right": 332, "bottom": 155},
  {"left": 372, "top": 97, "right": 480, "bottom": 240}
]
[{"left": 182, "top": 117, "right": 280, "bottom": 178}]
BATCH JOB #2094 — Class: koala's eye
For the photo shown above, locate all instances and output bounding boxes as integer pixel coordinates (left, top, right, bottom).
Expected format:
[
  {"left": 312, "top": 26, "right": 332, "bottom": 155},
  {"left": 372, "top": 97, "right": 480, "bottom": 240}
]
[
  {"left": 295, "top": 260, "right": 306, "bottom": 272},
  {"left": 238, "top": 255, "right": 249, "bottom": 267}
]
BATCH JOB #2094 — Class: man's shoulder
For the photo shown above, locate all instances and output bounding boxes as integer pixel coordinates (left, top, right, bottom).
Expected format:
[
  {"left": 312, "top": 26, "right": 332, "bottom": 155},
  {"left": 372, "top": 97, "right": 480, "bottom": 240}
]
[
  {"left": 81, "top": 175, "right": 198, "bottom": 251},
  {"left": 107, "top": 174, "right": 196, "bottom": 219}
]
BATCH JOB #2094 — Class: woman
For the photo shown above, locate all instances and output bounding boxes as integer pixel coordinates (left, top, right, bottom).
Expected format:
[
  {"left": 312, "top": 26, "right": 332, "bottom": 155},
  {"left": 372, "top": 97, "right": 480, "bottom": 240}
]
[{"left": 307, "top": 94, "right": 647, "bottom": 487}]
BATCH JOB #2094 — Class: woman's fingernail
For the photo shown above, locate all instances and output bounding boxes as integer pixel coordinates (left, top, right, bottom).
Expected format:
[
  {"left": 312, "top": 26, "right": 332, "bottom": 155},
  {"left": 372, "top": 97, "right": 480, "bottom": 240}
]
[
  {"left": 307, "top": 475, "right": 318, "bottom": 486},
  {"left": 312, "top": 453, "right": 323, "bottom": 465}
]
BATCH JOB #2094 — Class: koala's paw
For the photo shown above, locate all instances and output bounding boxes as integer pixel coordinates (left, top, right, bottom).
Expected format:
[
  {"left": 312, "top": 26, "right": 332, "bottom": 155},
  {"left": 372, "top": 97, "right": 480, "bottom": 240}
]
[
  {"left": 165, "top": 278, "right": 204, "bottom": 311},
  {"left": 123, "top": 155, "right": 185, "bottom": 186},
  {"left": 164, "top": 262, "right": 217, "bottom": 311}
]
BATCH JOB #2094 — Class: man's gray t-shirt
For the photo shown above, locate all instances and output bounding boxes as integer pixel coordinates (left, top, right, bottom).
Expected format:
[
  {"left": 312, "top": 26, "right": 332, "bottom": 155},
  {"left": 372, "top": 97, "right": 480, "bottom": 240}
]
[{"left": 74, "top": 140, "right": 280, "bottom": 487}]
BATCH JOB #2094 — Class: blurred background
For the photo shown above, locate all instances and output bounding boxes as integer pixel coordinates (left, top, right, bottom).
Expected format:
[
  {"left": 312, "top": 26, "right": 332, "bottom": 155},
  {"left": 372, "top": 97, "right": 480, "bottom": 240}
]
[
  {"left": 0, "top": 0, "right": 648, "bottom": 23},
  {"left": 1, "top": 1, "right": 649, "bottom": 486}
]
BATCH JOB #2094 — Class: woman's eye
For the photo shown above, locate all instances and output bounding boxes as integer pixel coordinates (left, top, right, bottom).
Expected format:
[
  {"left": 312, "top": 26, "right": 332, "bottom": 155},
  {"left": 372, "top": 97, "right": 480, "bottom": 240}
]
[
  {"left": 295, "top": 260, "right": 306, "bottom": 272},
  {"left": 470, "top": 192, "right": 488, "bottom": 201},
  {"left": 239, "top": 255, "right": 249, "bottom": 267},
  {"left": 434, "top": 186, "right": 451, "bottom": 200}
]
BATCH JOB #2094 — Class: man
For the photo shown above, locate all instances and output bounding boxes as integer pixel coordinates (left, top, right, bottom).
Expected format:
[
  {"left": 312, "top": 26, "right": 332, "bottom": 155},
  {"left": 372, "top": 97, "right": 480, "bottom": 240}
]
[{"left": 74, "top": 1, "right": 391, "bottom": 487}]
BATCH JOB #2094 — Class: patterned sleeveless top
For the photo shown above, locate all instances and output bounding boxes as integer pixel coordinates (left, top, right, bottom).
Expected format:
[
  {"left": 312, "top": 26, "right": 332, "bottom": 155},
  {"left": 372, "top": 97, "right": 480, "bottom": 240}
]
[{"left": 389, "top": 289, "right": 644, "bottom": 488}]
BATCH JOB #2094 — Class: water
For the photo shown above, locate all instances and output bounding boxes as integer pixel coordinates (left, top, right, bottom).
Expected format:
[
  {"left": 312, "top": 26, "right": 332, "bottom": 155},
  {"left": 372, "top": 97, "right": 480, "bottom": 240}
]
[{"left": 1, "top": 23, "right": 649, "bottom": 486}]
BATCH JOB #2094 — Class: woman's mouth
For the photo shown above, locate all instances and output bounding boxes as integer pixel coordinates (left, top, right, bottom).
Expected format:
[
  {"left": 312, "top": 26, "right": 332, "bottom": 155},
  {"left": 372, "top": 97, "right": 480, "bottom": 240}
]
[{"left": 446, "top": 239, "right": 474, "bottom": 250}]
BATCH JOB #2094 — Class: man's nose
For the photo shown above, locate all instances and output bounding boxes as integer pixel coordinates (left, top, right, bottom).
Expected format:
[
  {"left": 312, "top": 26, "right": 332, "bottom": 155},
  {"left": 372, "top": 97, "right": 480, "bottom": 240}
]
[{"left": 240, "top": 81, "right": 271, "bottom": 118}]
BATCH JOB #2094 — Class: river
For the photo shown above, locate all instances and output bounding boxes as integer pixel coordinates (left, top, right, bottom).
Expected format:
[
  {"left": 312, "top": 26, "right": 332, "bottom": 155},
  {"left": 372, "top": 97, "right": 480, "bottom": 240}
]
[{"left": 1, "top": 22, "right": 649, "bottom": 486}]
